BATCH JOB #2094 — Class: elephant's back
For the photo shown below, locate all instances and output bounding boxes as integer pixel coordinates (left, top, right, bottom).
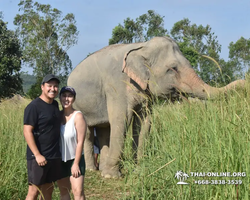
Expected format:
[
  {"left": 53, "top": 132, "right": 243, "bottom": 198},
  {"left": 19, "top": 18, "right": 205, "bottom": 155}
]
[
  {"left": 70, "top": 42, "right": 143, "bottom": 75},
  {"left": 67, "top": 43, "right": 142, "bottom": 126},
  {"left": 68, "top": 42, "right": 143, "bottom": 92}
]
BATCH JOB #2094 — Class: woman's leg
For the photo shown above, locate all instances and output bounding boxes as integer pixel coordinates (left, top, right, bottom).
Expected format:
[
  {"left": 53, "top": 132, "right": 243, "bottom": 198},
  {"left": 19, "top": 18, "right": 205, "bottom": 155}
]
[{"left": 70, "top": 175, "right": 85, "bottom": 200}]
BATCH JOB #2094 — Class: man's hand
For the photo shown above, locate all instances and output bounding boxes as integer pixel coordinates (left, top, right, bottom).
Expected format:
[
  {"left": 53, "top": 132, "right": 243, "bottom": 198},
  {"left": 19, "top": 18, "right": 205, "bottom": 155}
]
[
  {"left": 24, "top": 125, "right": 46, "bottom": 166},
  {"left": 35, "top": 154, "right": 47, "bottom": 166}
]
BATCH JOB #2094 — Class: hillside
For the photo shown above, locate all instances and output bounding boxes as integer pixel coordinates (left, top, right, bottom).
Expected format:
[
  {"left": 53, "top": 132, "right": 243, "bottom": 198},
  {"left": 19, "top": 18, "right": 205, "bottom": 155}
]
[{"left": 20, "top": 72, "right": 36, "bottom": 93}]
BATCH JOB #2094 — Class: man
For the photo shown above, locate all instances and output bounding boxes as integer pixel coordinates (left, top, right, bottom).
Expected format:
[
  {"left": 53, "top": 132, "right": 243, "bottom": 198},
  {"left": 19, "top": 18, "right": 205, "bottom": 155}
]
[
  {"left": 93, "top": 127, "right": 100, "bottom": 169},
  {"left": 23, "top": 74, "right": 62, "bottom": 200}
]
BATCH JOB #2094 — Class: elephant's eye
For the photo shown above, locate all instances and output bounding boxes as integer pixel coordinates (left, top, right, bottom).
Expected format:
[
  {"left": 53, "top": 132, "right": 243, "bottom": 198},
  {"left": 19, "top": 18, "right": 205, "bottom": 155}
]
[{"left": 167, "top": 67, "right": 178, "bottom": 73}]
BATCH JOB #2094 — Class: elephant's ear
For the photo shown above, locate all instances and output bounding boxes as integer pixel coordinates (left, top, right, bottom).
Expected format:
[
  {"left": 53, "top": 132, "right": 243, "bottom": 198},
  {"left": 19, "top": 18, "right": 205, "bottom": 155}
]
[{"left": 122, "top": 47, "right": 150, "bottom": 90}]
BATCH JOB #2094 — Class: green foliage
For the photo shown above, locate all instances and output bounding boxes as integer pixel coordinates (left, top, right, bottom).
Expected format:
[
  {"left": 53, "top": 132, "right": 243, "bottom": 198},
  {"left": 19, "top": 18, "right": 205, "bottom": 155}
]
[
  {"left": 171, "top": 18, "right": 224, "bottom": 85},
  {"left": 109, "top": 23, "right": 135, "bottom": 44},
  {"left": 138, "top": 10, "right": 168, "bottom": 41},
  {"left": 109, "top": 10, "right": 167, "bottom": 44},
  {"left": 14, "top": 0, "right": 79, "bottom": 92},
  {"left": 0, "top": 18, "right": 23, "bottom": 99},
  {"left": 0, "top": 99, "right": 29, "bottom": 199},
  {"left": 215, "top": 59, "right": 243, "bottom": 86},
  {"left": 26, "top": 76, "right": 42, "bottom": 99},
  {"left": 122, "top": 84, "right": 250, "bottom": 199},
  {"left": 178, "top": 37, "right": 199, "bottom": 67},
  {"left": 20, "top": 72, "right": 36, "bottom": 93},
  {"left": 109, "top": 14, "right": 245, "bottom": 86},
  {"left": 229, "top": 37, "right": 250, "bottom": 75},
  {"left": 171, "top": 18, "right": 245, "bottom": 85},
  {"left": 1, "top": 84, "right": 250, "bottom": 199}
]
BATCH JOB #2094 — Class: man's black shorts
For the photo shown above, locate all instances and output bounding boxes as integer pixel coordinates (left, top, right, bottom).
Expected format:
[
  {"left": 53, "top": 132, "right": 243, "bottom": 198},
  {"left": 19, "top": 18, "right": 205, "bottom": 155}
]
[{"left": 27, "top": 158, "right": 62, "bottom": 185}]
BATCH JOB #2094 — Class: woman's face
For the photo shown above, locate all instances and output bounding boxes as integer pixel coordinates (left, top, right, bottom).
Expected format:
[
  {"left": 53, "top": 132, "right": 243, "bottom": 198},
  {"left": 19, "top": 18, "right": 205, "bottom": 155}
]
[{"left": 60, "top": 91, "right": 75, "bottom": 109}]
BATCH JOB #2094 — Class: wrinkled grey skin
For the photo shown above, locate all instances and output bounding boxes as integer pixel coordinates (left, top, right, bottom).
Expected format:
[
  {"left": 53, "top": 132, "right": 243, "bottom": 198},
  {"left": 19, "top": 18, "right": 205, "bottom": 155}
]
[{"left": 68, "top": 37, "right": 245, "bottom": 178}]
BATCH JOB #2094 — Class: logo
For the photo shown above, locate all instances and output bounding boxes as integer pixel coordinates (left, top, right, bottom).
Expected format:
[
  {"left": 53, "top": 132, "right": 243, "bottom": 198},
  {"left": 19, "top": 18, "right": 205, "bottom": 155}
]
[{"left": 175, "top": 170, "right": 189, "bottom": 184}]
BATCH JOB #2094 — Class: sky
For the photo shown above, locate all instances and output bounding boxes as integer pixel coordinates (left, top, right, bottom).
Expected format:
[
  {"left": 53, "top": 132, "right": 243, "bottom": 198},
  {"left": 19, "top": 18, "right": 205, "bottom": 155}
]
[{"left": 1, "top": 0, "right": 250, "bottom": 74}]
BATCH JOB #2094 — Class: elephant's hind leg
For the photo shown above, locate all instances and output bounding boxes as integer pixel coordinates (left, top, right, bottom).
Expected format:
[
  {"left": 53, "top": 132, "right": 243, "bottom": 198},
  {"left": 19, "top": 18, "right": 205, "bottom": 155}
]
[{"left": 84, "top": 126, "right": 96, "bottom": 171}]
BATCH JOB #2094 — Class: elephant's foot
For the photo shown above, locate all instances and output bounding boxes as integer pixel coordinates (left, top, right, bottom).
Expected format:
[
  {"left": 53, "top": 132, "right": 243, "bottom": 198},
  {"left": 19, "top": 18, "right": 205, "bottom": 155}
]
[
  {"left": 98, "top": 161, "right": 105, "bottom": 171},
  {"left": 86, "top": 167, "right": 98, "bottom": 172},
  {"left": 101, "top": 167, "right": 121, "bottom": 178},
  {"left": 86, "top": 163, "right": 98, "bottom": 171}
]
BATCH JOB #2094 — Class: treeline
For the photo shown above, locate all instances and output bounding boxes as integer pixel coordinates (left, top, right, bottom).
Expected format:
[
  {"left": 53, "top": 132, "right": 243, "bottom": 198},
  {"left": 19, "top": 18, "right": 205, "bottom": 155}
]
[
  {"left": 109, "top": 11, "right": 249, "bottom": 86},
  {"left": 0, "top": 0, "right": 78, "bottom": 99},
  {"left": 20, "top": 72, "right": 36, "bottom": 94},
  {"left": 1, "top": 2, "right": 250, "bottom": 100}
]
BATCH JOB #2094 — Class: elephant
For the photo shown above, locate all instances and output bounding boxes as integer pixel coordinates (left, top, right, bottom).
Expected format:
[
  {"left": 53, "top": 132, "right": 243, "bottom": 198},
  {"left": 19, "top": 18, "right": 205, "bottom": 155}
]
[{"left": 67, "top": 36, "right": 245, "bottom": 178}]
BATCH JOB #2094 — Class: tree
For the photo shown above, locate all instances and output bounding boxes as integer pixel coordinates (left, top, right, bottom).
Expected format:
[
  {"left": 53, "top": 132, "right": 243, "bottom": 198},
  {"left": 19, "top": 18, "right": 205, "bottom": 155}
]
[
  {"left": 109, "top": 10, "right": 167, "bottom": 45},
  {"left": 14, "top": 0, "right": 79, "bottom": 98},
  {"left": 20, "top": 71, "right": 36, "bottom": 93},
  {"left": 139, "top": 10, "right": 168, "bottom": 41},
  {"left": 0, "top": 17, "right": 23, "bottom": 99},
  {"left": 228, "top": 37, "right": 250, "bottom": 76},
  {"left": 217, "top": 59, "right": 243, "bottom": 84},
  {"left": 171, "top": 18, "right": 224, "bottom": 85},
  {"left": 177, "top": 37, "right": 199, "bottom": 67}
]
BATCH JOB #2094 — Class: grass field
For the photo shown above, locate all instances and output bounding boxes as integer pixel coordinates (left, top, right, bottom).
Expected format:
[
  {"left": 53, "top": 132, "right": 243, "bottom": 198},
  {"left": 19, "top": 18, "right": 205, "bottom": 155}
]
[{"left": 0, "top": 86, "right": 250, "bottom": 199}]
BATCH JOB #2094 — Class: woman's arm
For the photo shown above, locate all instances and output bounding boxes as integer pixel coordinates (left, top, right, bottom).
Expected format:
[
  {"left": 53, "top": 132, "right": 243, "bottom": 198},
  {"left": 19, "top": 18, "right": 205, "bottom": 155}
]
[{"left": 71, "top": 112, "right": 87, "bottom": 177}]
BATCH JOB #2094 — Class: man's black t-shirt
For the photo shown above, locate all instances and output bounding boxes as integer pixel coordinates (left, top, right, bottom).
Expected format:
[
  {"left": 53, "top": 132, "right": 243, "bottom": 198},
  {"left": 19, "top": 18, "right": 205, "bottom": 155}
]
[{"left": 24, "top": 97, "right": 61, "bottom": 160}]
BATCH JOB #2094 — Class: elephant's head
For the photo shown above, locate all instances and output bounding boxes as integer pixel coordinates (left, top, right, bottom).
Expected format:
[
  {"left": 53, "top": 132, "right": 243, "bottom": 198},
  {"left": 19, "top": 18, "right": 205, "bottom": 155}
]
[{"left": 122, "top": 37, "right": 245, "bottom": 99}]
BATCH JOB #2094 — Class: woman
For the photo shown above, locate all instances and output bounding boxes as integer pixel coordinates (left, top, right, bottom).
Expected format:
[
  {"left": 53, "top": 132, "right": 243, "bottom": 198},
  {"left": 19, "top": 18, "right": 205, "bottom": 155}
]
[{"left": 57, "top": 86, "right": 86, "bottom": 200}]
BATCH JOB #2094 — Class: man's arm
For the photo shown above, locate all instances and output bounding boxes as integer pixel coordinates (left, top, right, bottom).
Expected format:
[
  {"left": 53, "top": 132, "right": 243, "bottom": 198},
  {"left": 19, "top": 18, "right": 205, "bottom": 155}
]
[{"left": 23, "top": 125, "right": 47, "bottom": 166}]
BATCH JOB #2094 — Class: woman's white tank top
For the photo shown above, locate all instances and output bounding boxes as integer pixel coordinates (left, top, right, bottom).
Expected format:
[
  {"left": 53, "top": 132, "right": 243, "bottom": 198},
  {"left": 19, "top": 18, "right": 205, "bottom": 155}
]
[{"left": 60, "top": 111, "right": 83, "bottom": 162}]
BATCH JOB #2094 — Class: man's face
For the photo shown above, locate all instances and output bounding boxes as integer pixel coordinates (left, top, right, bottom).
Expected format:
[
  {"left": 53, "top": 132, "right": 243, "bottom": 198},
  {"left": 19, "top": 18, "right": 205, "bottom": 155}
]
[{"left": 41, "top": 80, "right": 59, "bottom": 99}]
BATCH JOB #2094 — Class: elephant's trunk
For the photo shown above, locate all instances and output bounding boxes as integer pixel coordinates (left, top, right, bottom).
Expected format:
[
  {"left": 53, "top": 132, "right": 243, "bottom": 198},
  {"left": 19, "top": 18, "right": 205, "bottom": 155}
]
[{"left": 178, "top": 67, "right": 245, "bottom": 99}]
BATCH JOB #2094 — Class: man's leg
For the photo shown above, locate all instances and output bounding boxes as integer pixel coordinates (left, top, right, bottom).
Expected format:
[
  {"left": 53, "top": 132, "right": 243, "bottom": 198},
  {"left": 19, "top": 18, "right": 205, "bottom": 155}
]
[
  {"left": 41, "top": 158, "right": 62, "bottom": 199},
  {"left": 26, "top": 159, "right": 45, "bottom": 200},
  {"left": 94, "top": 135, "right": 100, "bottom": 169},
  {"left": 57, "top": 177, "right": 71, "bottom": 200},
  {"left": 26, "top": 184, "right": 41, "bottom": 200},
  {"left": 94, "top": 153, "right": 99, "bottom": 169},
  {"left": 40, "top": 183, "right": 54, "bottom": 200}
]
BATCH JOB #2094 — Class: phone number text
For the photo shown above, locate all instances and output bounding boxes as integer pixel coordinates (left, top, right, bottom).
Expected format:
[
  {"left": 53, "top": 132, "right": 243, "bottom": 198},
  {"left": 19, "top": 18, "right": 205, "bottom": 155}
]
[{"left": 194, "top": 180, "right": 242, "bottom": 185}]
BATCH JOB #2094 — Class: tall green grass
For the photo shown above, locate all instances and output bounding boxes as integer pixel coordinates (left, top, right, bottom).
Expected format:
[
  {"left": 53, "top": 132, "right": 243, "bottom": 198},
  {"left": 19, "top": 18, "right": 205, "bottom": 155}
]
[
  {"left": 0, "top": 97, "right": 123, "bottom": 200},
  {"left": 0, "top": 98, "right": 29, "bottom": 199},
  {"left": 0, "top": 98, "right": 64, "bottom": 199},
  {"left": 122, "top": 87, "right": 250, "bottom": 199},
  {"left": 1, "top": 86, "right": 250, "bottom": 199}
]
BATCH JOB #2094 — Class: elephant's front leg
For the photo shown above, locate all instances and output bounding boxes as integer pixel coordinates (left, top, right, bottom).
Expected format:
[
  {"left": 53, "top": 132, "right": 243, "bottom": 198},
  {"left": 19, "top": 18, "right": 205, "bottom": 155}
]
[
  {"left": 133, "top": 107, "right": 151, "bottom": 161},
  {"left": 101, "top": 105, "right": 131, "bottom": 178},
  {"left": 84, "top": 126, "right": 96, "bottom": 170},
  {"left": 137, "top": 115, "right": 151, "bottom": 160}
]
